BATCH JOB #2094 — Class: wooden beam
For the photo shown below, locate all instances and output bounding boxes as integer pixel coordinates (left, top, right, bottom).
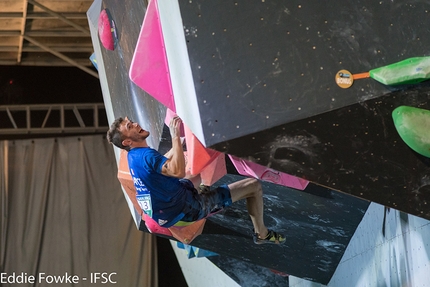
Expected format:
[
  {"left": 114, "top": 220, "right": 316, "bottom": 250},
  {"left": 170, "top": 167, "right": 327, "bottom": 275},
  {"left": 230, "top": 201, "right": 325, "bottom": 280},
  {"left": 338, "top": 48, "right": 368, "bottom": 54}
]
[
  {"left": 0, "top": 30, "right": 88, "bottom": 37},
  {"left": 0, "top": 12, "right": 87, "bottom": 19},
  {"left": 0, "top": 59, "right": 93, "bottom": 66},
  {"left": 0, "top": 13, "right": 22, "bottom": 18},
  {"left": 22, "top": 35, "right": 98, "bottom": 78},
  {"left": 17, "top": 0, "right": 28, "bottom": 63},
  {"left": 0, "top": 45, "right": 93, "bottom": 52},
  {"left": 27, "top": 0, "right": 90, "bottom": 35},
  {"left": 26, "top": 31, "right": 89, "bottom": 37},
  {"left": 22, "top": 46, "right": 93, "bottom": 52}
]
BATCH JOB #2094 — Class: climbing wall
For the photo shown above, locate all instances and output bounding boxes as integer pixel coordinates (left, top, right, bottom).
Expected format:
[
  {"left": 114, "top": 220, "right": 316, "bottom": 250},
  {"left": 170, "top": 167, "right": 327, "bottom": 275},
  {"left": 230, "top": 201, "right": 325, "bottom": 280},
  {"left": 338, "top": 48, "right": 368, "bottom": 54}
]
[
  {"left": 212, "top": 88, "right": 430, "bottom": 219},
  {"left": 141, "top": 173, "right": 370, "bottom": 285},
  {"left": 92, "top": 0, "right": 430, "bottom": 285},
  {"left": 171, "top": 0, "right": 430, "bottom": 219},
  {"left": 176, "top": 0, "right": 430, "bottom": 147}
]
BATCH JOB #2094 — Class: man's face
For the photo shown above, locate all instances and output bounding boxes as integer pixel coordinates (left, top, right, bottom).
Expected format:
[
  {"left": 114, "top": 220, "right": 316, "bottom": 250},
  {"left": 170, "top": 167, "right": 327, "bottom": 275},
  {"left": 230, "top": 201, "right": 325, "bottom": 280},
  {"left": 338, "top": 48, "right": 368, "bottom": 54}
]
[{"left": 119, "top": 117, "right": 150, "bottom": 143}]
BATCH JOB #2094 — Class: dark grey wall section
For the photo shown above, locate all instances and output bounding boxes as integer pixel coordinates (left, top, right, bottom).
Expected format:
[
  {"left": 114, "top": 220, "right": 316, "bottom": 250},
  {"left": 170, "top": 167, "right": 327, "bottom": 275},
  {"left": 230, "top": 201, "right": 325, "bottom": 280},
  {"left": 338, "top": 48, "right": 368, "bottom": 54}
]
[
  {"left": 139, "top": 174, "right": 368, "bottom": 284},
  {"left": 188, "top": 175, "right": 369, "bottom": 285},
  {"left": 179, "top": 0, "right": 430, "bottom": 146},
  {"left": 212, "top": 87, "right": 430, "bottom": 220}
]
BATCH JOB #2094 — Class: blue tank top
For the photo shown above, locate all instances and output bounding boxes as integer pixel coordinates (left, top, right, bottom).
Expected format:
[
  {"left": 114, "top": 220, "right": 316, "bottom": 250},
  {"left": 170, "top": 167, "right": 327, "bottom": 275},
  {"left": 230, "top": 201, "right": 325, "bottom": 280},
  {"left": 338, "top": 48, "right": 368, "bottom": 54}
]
[{"left": 127, "top": 147, "right": 190, "bottom": 227}]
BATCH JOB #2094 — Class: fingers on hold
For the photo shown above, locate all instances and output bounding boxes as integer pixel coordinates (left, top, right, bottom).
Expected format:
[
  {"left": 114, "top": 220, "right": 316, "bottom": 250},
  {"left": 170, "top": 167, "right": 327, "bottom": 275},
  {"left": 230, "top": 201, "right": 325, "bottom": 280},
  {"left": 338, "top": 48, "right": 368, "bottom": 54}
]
[{"left": 172, "top": 116, "right": 182, "bottom": 125}]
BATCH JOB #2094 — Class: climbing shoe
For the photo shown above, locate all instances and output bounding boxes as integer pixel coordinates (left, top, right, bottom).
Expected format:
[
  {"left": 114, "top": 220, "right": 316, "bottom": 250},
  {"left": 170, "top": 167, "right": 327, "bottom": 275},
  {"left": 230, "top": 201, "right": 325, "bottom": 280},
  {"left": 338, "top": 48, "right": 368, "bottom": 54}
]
[{"left": 253, "top": 229, "right": 286, "bottom": 245}]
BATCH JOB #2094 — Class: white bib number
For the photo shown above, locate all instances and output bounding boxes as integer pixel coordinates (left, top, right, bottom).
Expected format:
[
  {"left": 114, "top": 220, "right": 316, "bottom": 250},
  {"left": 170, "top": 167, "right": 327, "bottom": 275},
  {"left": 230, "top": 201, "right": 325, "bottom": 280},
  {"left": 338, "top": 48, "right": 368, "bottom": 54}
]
[{"left": 136, "top": 194, "right": 153, "bottom": 218}]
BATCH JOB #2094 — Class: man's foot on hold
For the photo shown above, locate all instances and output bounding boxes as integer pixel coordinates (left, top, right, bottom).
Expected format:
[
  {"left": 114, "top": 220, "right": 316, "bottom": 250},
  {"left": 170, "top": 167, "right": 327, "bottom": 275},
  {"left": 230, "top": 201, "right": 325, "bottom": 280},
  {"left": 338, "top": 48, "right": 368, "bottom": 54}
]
[{"left": 253, "top": 229, "right": 286, "bottom": 245}]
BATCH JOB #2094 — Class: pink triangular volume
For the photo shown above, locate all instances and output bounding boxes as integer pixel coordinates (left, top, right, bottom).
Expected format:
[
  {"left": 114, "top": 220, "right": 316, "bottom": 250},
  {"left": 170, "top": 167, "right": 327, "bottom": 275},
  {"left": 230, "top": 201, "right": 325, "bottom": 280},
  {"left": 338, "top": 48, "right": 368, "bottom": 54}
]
[
  {"left": 229, "top": 155, "right": 309, "bottom": 190},
  {"left": 129, "top": 0, "right": 176, "bottom": 112}
]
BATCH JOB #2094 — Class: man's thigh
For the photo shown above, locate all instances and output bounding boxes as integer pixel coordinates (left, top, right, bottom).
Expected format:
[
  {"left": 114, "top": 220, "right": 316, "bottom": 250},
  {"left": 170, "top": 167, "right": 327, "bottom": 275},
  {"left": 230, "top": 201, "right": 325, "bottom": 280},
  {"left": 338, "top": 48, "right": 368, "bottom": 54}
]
[{"left": 182, "top": 185, "right": 232, "bottom": 222}]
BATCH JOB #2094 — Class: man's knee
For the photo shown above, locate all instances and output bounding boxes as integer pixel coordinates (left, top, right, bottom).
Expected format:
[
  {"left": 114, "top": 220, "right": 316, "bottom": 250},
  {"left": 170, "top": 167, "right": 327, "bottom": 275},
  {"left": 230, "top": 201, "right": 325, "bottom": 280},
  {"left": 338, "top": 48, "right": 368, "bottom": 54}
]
[
  {"left": 228, "top": 177, "right": 263, "bottom": 202},
  {"left": 240, "top": 178, "right": 263, "bottom": 197},
  {"left": 250, "top": 178, "right": 263, "bottom": 197}
]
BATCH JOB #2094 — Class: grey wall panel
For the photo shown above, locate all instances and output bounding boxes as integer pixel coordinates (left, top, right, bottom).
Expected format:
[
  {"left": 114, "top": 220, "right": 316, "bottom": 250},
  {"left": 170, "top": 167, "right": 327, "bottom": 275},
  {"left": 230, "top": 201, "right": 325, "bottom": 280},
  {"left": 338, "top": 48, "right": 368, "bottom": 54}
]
[{"left": 179, "top": 0, "right": 430, "bottom": 146}]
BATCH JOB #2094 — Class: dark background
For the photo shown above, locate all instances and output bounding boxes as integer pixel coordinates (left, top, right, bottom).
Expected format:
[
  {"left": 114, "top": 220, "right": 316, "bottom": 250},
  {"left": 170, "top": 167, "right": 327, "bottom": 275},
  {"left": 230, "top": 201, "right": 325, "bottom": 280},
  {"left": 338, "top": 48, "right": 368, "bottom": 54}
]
[{"left": 0, "top": 66, "right": 102, "bottom": 105}]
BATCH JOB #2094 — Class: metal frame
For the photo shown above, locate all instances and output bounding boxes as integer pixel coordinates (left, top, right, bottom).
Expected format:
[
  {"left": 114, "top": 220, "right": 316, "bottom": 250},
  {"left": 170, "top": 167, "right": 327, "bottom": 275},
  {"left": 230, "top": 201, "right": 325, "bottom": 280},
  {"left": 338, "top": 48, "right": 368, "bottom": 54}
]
[{"left": 0, "top": 103, "right": 107, "bottom": 135}]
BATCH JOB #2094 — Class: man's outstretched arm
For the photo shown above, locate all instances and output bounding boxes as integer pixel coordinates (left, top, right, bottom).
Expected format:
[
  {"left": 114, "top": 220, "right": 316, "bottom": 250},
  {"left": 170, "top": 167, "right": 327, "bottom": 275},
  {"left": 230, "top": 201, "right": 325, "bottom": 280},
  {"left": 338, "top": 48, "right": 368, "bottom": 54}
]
[{"left": 161, "top": 117, "right": 186, "bottom": 178}]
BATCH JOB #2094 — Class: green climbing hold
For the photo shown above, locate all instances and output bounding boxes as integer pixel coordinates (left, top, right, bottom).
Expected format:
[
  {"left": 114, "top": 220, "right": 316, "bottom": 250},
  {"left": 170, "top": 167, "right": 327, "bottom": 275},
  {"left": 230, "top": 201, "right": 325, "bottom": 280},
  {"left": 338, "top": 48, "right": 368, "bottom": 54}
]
[
  {"left": 392, "top": 105, "right": 430, "bottom": 157},
  {"left": 370, "top": 56, "right": 430, "bottom": 86}
]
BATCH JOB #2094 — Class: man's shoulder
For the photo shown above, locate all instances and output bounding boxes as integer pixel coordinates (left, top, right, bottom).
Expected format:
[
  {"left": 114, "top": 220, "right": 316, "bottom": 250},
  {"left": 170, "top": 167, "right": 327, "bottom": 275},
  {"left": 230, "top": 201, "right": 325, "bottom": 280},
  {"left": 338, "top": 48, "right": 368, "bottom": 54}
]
[
  {"left": 129, "top": 147, "right": 156, "bottom": 155},
  {"left": 128, "top": 147, "right": 166, "bottom": 167}
]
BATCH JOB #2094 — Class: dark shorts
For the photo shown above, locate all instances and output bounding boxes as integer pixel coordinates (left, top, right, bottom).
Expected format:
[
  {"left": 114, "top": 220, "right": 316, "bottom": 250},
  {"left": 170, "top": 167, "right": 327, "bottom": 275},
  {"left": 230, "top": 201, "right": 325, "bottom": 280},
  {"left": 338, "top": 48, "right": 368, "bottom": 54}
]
[{"left": 180, "top": 180, "right": 232, "bottom": 222}]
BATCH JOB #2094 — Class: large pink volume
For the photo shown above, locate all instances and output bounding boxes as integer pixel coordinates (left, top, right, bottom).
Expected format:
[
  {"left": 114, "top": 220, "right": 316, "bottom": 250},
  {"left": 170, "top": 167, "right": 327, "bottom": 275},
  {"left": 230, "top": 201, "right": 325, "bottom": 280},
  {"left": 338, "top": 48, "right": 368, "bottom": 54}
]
[
  {"left": 129, "top": 0, "right": 175, "bottom": 112},
  {"left": 229, "top": 155, "right": 309, "bottom": 190}
]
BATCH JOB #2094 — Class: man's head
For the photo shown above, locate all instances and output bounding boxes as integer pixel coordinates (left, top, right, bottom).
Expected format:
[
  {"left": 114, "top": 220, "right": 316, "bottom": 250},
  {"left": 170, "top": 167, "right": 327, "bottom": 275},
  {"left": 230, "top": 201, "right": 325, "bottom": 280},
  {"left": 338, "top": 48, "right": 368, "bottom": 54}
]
[{"left": 107, "top": 117, "right": 149, "bottom": 151}]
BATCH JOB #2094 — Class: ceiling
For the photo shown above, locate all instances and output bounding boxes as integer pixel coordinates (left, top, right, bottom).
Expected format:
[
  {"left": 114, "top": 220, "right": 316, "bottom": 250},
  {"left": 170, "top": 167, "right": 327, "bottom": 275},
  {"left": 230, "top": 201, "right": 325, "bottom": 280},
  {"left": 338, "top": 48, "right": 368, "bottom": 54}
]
[
  {"left": 0, "top": 0, "right": 106, "bottom": 138},
  {"left": 0, "top": 0, "right": 96, "bottom": 77}
]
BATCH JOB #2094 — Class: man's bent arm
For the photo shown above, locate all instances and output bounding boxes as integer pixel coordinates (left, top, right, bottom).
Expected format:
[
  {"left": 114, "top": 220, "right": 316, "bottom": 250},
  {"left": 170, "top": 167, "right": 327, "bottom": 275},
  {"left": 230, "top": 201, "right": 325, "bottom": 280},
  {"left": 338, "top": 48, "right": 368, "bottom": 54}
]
[
  {"left": 161, "top": 117, "right": 186, "bottom": 178},
  {"left": 164, "top": 148, "right": 173, "bottom": 159}
]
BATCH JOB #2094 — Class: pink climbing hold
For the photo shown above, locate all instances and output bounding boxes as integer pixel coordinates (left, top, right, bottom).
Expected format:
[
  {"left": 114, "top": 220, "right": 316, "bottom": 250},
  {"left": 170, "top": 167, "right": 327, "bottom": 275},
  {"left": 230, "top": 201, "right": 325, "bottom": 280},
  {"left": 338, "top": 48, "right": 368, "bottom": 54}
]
[{"left": 98, "top": 9, "right": 117, "bottom": 51}]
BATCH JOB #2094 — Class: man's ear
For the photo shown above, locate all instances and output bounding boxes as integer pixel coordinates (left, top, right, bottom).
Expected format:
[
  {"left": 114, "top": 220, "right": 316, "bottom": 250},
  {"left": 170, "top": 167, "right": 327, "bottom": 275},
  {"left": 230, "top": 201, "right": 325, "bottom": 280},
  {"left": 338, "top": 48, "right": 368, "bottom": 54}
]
[{"left": 122, "top": 138, "right": 131, "bottom": 147}]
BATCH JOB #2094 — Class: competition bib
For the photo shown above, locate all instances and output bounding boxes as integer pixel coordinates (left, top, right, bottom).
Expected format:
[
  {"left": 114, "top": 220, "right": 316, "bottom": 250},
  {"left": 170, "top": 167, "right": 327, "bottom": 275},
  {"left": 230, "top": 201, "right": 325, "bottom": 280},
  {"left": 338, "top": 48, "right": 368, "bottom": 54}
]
[
  {"left": 131, "top": 169, "right": 153, "bottom": 218},
  {"left": 136, "top": 193, "right": 153, "bottom": 218}
]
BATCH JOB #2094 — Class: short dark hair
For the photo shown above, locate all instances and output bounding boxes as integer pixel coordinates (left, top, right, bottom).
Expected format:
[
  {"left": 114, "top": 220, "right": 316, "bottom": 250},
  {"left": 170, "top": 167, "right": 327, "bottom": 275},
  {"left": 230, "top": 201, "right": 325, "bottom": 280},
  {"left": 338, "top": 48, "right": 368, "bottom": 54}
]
[{"left": 107, "top": 117, "right": 130, "bottom": 151}]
